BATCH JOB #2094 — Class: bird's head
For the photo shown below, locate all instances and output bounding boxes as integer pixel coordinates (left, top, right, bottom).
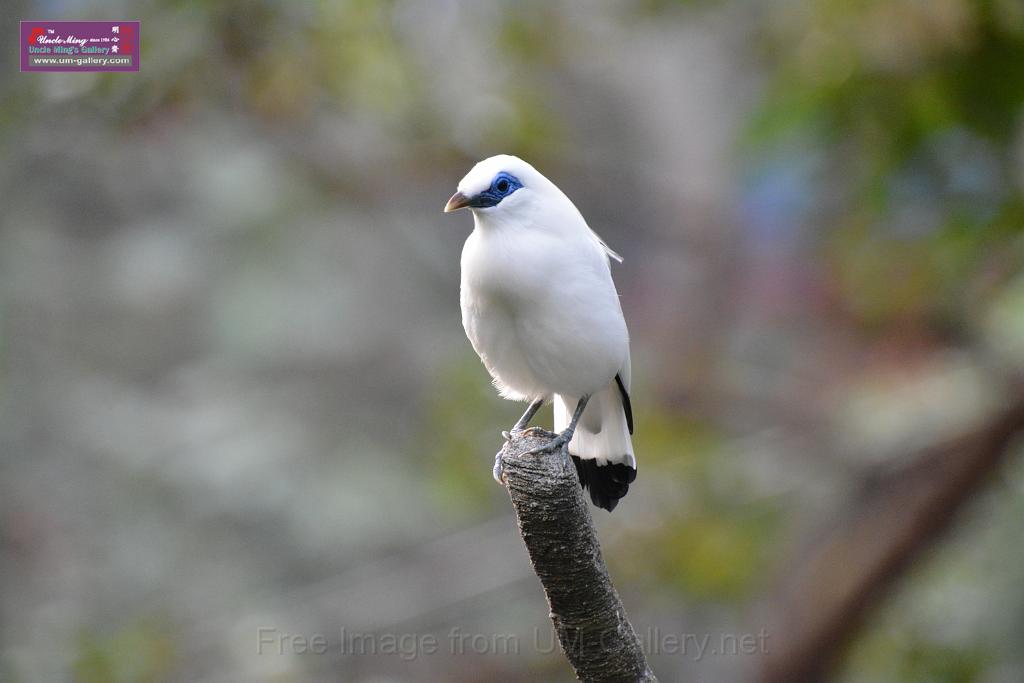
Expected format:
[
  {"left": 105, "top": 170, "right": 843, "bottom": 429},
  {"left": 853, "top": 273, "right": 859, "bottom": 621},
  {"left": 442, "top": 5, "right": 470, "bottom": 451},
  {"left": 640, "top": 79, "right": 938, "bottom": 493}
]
[{"left": 444, "top": 155, "right": 543, "bottom": 216}]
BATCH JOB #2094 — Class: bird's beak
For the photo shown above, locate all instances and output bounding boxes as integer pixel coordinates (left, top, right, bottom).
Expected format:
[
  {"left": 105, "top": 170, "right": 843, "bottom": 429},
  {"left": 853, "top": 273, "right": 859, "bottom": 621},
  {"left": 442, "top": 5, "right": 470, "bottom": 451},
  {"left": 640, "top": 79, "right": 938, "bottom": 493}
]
[{"left": 444, "top": 191, "right": 472, "bottom": 213}]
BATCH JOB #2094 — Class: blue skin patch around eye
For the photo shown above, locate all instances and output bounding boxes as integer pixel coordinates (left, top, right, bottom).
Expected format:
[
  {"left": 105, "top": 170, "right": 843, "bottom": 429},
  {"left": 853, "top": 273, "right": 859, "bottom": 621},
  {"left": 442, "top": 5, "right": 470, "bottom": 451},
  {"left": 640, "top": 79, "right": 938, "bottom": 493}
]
[{"left": 467, "top": 172, "right": 523, "bottom": 208}]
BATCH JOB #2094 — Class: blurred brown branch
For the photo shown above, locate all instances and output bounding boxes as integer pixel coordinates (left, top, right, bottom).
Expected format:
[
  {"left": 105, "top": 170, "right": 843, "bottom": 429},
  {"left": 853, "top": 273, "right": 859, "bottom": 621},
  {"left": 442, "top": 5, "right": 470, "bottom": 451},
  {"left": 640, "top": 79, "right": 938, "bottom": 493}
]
[
  {"left": 759, "top": 389, "right": 1024, "bottom": 683},
  {"left": 498, "top": 434, "right": 658, "bottom": 683}
]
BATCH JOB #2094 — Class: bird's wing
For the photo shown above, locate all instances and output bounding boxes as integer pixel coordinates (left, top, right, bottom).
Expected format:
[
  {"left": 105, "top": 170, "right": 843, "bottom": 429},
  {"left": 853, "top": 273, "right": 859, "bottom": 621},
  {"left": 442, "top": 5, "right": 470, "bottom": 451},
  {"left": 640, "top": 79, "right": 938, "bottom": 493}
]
[
  {"left": 615, "top": 372, "right": 633, "bottom": 434},
  {"left": 591, "top": 229, "right": 623, "bottom": 263},
  {"left": 616, "top": 347, "right": 633, "bottom": 433}
]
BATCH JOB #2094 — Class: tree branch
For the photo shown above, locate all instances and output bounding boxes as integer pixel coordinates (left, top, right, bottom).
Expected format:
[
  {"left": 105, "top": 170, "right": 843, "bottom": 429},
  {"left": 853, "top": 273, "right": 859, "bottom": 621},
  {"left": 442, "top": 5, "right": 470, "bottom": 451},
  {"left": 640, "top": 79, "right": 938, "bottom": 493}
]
[
  {"left": 759, "top": 391, "right": 1024, "bottom": 683},
  {"left": 498, "top": 432, "right": 658, "bottom": 683}
]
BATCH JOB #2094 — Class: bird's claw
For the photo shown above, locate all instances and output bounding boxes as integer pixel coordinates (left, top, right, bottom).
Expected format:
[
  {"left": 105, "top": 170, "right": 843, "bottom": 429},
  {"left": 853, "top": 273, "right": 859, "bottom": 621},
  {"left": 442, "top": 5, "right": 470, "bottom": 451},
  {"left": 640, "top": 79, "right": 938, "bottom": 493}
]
[
  {"left": 523, "top": 431, "right": 572, "bottom": 457},
  {"left": 522, "top": 427, "right": 577, "bottom": 472},
  {"left": 502, "top": 426, "right": 556, "bottom": 441},
  {"left": 493, "top": 451, "right": 506, "bottom": 484},
  {"left": 496, "top": 426, "right": 569, "bottom": 482}
]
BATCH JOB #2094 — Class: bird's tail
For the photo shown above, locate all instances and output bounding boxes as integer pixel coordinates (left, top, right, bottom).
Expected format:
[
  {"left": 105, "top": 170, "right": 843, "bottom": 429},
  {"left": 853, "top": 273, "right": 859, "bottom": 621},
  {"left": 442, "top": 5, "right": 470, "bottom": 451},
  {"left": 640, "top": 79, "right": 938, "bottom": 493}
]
[{"left": 554, "top": 383, "right": 636, "bottom": 512}]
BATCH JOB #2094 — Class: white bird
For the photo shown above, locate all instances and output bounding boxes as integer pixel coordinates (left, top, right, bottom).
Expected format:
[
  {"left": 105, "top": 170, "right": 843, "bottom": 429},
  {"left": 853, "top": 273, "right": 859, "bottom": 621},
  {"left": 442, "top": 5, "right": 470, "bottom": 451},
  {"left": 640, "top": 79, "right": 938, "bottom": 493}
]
[{"left": 444, "top": 155, "right": 636, "bottom": 511}]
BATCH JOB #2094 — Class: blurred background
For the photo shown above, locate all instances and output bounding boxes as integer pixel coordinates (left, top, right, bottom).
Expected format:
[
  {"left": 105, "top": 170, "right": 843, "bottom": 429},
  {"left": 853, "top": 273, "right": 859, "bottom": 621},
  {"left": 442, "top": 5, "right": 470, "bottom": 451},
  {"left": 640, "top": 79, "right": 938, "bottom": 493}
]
[{"left": 4, "top": 0, "right": 1024, "bottom": 681}]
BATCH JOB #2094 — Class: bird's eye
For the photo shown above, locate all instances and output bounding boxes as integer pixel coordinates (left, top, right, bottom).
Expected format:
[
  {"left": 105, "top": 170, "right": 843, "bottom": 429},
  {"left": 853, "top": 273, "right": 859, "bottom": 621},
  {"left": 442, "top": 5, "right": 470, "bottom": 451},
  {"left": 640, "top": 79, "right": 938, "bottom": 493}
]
[{"left": 496, "top": 178, "right": 510, "bottom": 193}]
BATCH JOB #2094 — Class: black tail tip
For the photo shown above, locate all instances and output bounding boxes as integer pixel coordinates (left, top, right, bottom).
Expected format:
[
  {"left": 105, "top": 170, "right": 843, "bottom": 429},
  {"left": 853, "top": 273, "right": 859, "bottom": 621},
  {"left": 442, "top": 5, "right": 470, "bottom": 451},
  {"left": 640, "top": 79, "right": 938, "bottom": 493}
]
[{"left": 571, "top": 456, "right": 637, "bottom": 512}]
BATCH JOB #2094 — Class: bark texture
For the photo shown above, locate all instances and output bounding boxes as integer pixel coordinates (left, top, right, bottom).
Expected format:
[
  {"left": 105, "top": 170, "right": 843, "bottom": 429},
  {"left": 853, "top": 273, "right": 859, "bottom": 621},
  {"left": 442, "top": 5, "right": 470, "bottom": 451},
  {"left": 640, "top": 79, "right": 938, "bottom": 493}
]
[{"left": 498, "top": 432, "right": 657, "bottom": 683}]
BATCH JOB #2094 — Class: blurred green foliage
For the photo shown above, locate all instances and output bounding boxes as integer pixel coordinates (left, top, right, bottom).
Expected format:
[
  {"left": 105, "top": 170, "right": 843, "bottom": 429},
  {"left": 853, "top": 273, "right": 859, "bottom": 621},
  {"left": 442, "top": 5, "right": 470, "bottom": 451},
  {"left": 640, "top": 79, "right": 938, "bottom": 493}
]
[
  {"left": 751, "top": 0, "right": 1024, "bottom": 328},
  {"left": 748, "top": 1, "right": 1024, "bottom": 678},
  {"left": 424, "top": 355, "right": 516, "bottom": 515},
  {"left": 986, "top": 271, "right": 1024, "bottom": 364},
  {"left": 86, "top": 0, "right": 567, "bottom": 161},
  {"left": 615, "top": 411, "right": 784, "bottom": 601},
  {"left": 73, "top": 620, "right": 176, "bottom": 683},
  {"left": 846, "top": 630, "right": 991, "bottom": 683}
]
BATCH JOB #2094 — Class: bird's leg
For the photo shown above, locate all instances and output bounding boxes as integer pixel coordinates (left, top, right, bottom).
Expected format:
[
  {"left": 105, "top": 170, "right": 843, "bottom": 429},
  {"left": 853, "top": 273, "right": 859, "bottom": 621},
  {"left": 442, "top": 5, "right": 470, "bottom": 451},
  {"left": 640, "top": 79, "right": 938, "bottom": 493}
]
[
  {"left": 501, "top": 398, "right": 546, "bottom": 440},
  {"left": 523, "top": 395, "right": 590, "bottom": 459},
  {"left": 496, "top": 398, "right": 546, "bottom": 484}
]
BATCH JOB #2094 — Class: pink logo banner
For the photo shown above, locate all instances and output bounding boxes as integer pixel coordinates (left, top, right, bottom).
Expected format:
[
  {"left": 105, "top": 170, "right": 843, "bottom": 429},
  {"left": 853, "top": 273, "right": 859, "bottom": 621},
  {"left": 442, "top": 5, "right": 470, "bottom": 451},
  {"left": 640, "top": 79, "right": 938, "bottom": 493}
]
[{"left": 21, "top": 21, "right": 139, "bottom": 72}]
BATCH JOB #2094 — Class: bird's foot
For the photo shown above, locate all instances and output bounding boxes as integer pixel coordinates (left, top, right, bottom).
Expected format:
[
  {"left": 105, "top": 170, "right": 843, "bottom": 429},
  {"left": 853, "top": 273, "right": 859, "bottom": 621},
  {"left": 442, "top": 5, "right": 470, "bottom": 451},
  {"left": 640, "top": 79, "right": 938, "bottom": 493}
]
[
  {"left": 520, "top": 395, "right": 588, "bottom": 471},
  {"left": 501, "top": 426, "right": 557, "bottom": 441},
  {"left": 495, "top": 426, "right": 563, "bottom": 484},
  {"left": 522, "top": 426, "right": 559, "bottom": 439},
  {"left": 523, "top": 428, "right": 574, "bottom": 457}
]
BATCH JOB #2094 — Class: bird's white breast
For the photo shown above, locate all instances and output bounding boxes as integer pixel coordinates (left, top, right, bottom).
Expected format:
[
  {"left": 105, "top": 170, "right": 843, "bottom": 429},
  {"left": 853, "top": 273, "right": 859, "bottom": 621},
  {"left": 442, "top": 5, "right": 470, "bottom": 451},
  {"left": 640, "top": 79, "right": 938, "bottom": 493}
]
[{"left": 460, "top": 212, "right": 628, "bottom": 402}]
